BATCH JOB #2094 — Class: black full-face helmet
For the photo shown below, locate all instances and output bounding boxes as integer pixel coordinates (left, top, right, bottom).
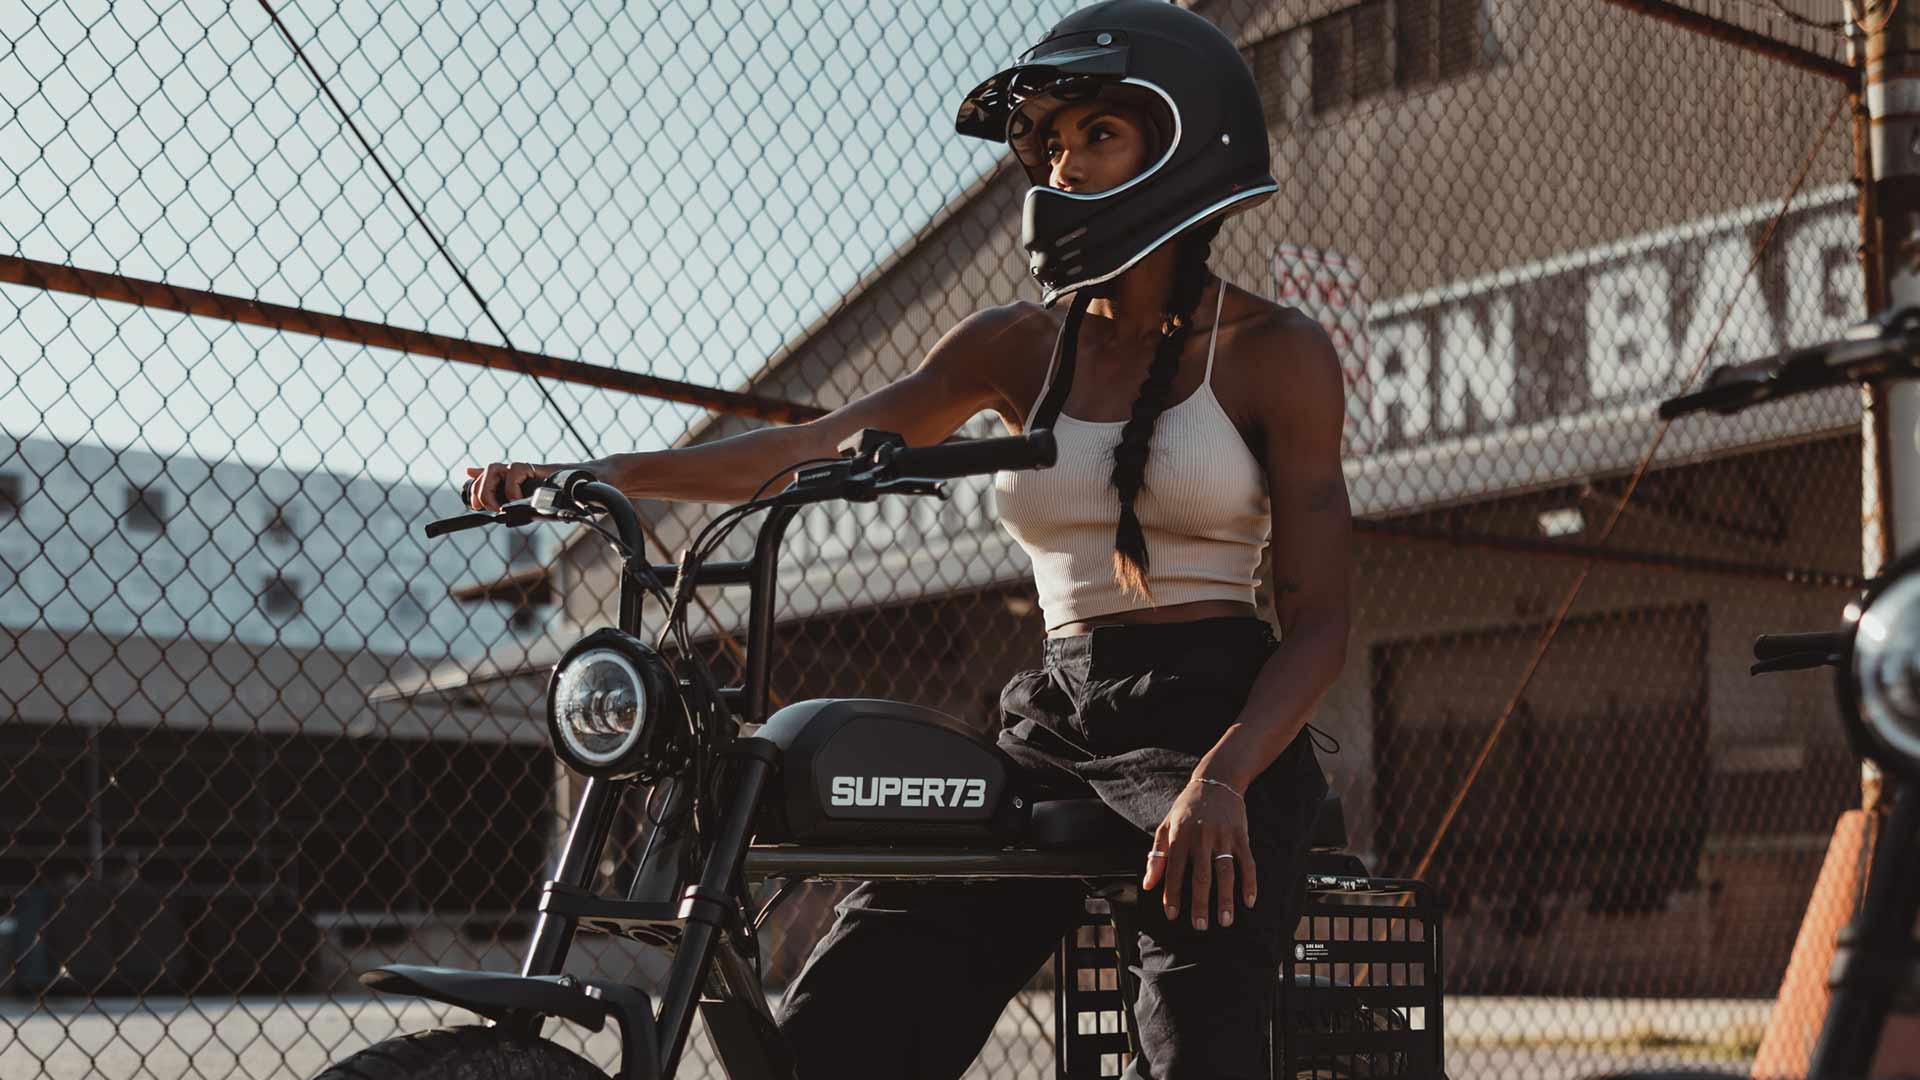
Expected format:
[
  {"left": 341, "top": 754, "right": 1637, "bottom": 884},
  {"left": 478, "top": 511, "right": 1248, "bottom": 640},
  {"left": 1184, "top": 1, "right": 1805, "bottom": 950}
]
[{"left": 956, "top": 0, "right": 1275, "bottom": 304}]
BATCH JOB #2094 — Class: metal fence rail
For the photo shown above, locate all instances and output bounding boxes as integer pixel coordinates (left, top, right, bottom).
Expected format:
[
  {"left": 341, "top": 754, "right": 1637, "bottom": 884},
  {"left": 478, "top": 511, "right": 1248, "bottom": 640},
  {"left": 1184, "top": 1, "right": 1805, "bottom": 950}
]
[{"left": 0, "top": 1, "right": 1878, "bottom": 1077}]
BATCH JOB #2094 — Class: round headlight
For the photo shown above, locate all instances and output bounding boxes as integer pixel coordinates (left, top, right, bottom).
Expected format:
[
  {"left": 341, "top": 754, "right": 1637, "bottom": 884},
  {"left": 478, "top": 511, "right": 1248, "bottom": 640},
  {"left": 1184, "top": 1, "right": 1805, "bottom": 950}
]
[
  {"left": 555, "top": 650, "right": 646, "bottom": 762},
  {"left": 546, "top": 629, "right": 672, "bottom": 779},
  {"left": 1850, "top": 563, "right": 1920, "bottom": 773}
]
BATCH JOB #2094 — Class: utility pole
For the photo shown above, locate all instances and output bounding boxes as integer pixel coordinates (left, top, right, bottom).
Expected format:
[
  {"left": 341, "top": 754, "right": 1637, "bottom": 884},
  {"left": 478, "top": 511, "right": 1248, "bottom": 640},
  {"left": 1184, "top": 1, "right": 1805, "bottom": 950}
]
[
  {"left": 1865, "top": 3, "right": 1920, "bottom": 575},
  {"left": 1750, "top": 10, "right": 1919, "bottom": 1076}
]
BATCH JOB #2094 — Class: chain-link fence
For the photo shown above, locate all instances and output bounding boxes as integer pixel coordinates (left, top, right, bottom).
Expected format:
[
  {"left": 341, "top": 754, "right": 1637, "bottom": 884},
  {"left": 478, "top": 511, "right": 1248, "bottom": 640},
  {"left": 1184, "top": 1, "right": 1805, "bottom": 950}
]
[{"left": 0, "top": 0, "right": 1883, "bottom": 1077}]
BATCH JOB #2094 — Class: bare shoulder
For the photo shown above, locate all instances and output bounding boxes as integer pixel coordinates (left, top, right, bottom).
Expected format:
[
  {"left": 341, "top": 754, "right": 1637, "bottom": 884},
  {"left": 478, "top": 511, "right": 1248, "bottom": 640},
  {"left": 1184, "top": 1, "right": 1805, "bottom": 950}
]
[
  {"left": 926, "top": 300, "right": 1061, "bottom": 430},
  {"left": 1219, "top": 297, "right": 1344, "bottom": 432},
  {"left": 955, "top": 300, "right": 1058, "bottom": 349}
]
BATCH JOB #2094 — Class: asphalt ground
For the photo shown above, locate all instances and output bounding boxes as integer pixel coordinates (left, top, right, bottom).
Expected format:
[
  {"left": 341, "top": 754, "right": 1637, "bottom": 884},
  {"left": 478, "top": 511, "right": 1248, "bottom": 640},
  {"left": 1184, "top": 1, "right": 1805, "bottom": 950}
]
[{"left": 0, "top": 993, "right": 1768, "bottom": 1079}]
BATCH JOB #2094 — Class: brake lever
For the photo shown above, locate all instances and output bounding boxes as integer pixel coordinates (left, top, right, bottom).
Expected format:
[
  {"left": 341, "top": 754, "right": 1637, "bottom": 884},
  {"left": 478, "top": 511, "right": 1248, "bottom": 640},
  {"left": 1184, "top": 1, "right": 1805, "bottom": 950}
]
[
  {"left": 424, "top": 512, "right": 496, "bottom": 539},
  {"left": 422, "top": 501, "right": 539, "bottom": 539},
  {"left": 871, "top": 478, "right": 949, "bottom": 500}
]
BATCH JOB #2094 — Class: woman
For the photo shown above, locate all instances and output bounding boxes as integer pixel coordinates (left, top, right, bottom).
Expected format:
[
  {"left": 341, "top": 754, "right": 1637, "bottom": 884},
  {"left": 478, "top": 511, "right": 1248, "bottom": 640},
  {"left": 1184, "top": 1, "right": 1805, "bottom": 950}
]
[{"left": 468, "top": 2, "right": 1351, "bottom": 1075}]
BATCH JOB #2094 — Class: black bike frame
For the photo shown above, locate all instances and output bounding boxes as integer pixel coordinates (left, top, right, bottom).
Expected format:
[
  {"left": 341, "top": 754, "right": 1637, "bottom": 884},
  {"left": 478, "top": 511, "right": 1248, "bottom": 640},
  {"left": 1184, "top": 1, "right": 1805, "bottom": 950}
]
[
  {"left": 505, "top": 490, "right": 1156, "bottom": 1078},
  {"left": 512, "top": 494, "right": 798, "bottom": 1077},
  {"left": 497, "top": 454, "right": 1361, "bottom": 1079}
]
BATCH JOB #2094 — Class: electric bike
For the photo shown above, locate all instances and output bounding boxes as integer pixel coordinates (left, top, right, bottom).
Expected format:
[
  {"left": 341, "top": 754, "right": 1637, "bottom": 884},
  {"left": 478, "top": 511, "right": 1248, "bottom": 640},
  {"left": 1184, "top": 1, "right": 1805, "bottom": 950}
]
[
  {"left": 1605, "top": 306, "right": 1920, "bottom": 1079},
  {"left": 311, "top": 428, "right": 1443, "bottom": 1080}
]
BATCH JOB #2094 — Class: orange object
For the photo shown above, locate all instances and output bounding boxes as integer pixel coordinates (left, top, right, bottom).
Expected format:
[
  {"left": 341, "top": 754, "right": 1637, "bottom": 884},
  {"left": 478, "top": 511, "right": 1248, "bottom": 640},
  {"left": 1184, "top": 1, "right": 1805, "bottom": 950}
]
[{"left": 1751, "top": 809, "right": 1876, "bottom": 1080}]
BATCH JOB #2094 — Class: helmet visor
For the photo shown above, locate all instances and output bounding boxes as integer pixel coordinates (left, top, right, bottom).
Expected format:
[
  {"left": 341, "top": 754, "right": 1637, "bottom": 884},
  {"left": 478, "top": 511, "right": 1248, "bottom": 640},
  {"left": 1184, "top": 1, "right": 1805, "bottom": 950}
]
[{"left": 954, "top": 30, "right": 1130, "bottom": 143}]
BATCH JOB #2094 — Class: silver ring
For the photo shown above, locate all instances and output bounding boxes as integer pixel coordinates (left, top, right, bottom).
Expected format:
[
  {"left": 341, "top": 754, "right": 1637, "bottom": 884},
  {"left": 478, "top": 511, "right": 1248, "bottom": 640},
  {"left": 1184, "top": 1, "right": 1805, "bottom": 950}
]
[
  {"left": 1213, "top": 853, "right": 1235, "bottom": 862},
  {"left": 1146, "top": 850, "right": 1168, "bottom": 859}
]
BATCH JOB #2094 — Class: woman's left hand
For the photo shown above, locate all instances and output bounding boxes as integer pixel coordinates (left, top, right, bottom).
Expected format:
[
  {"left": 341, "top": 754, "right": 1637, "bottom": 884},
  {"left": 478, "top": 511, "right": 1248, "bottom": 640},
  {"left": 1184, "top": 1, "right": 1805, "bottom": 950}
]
[{"left": 1142, "top": 777, "right": 1257, "bottom": 930}]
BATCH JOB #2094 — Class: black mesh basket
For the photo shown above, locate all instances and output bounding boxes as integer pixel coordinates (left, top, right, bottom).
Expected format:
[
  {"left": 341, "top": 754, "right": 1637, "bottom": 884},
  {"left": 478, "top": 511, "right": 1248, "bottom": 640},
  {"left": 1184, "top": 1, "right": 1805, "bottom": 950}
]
[
  {"left": 1056, "top": 895, "right": 1137, "bottom": 1079},
  {"left": 1056, "top": 874, "right": 1445, "bottom": 1079},
  {"left": 1281, "top": 874, "right": 1445, "bottom": 1078}
]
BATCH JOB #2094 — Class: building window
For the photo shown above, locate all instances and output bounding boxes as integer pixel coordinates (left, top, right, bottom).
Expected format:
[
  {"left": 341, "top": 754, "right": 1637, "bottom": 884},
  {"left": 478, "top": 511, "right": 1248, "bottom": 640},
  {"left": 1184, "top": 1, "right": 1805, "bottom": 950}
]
[
  {"left": 260, "top": 574, "right": 302, "bottom": 619},
  {"left": 124, "top": 486, "right": 170, "bottom": 533},
  {"left": 1310, "top": 1, "right": 1390, "bottom": 114},
  {"left": 1245, "top": 33, "right": 1290, "bottom": 129},
  {"left": 0, "top": 473, "right": 20, "bottom": 516},
  {"left": 1397, "top": 0, "right": 1480, "bottom": 88}
]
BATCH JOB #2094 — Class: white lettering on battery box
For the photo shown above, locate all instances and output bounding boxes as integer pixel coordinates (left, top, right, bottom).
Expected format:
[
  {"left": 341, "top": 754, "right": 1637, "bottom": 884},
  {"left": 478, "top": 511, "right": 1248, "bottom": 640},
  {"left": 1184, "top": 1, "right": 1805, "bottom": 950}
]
[{"left": 828, "top": 775, "right": 987, "bottom": 809}]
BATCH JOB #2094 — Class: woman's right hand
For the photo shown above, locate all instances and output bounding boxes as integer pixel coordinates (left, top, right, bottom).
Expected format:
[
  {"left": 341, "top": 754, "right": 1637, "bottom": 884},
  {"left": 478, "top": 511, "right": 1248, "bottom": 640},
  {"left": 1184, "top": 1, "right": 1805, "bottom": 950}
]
[{"left": 465, "top": 461, "right": 554, "bottom": 510}]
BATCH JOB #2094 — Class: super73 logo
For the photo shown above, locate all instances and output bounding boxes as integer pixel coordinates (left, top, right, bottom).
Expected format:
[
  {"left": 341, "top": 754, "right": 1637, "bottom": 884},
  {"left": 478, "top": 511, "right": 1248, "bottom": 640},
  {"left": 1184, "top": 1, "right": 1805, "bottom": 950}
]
[{"left": 829, "top": 775, "right": 988, "bottom": 809}]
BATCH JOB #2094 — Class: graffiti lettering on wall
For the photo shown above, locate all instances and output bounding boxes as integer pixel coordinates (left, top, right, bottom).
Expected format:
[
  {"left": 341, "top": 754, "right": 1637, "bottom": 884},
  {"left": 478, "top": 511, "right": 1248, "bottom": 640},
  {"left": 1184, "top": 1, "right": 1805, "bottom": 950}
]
[
  {"left": 1275, "top": 243, "right": 1375, "bottom": 455},
  {"left": 1277, "top": 189, "right": 1863, "bottom": 453}
]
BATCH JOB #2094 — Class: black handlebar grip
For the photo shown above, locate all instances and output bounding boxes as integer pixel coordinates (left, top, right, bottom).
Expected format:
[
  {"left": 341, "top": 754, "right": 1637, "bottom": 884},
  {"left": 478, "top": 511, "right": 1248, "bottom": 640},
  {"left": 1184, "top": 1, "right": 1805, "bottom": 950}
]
[
  {"left": 886, "top": 431, "right": 1057, "bottom": 480},
  {"left": 1753, "top": 631, "right": 1847, "bottom": 661},
  {"left": 460, "top": 469, "right": 580, "bottom": 509}
]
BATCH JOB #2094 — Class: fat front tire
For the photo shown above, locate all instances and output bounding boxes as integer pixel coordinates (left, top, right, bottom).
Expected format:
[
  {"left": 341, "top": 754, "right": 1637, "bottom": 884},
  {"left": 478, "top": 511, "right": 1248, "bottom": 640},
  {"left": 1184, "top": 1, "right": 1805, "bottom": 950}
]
[{"left": 312, "top": 1026, "right": 611, "bottom": 1080}]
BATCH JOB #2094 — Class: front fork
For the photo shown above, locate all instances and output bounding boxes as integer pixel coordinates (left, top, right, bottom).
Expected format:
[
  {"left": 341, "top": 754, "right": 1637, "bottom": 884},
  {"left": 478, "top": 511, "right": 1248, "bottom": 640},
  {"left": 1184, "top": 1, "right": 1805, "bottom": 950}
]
[
  {"left": 516, "top": 776, "right": 625, "bottom": 989},
  {"left": 515, "top": 739, "right": 787, "bottom": 1079}
]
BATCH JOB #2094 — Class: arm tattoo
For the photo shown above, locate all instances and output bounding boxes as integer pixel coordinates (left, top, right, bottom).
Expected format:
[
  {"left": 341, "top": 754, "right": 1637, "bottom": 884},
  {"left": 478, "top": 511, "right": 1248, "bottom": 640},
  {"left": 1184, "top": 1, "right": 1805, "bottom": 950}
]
[
  {"left": 1306, "top": 478, "right": 1345, "bottom": 514},
  {"left": 1276, "top": 579, "right": 1303, "bottom": 598}
]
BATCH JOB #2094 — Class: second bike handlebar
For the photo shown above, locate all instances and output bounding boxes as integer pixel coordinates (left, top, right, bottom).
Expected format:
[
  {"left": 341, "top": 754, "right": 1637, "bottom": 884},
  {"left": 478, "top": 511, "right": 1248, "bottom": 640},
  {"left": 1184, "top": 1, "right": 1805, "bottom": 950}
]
[
  {"left": 1754, "top": 631, "right": 1849, "bottom": 662},
  {"left": 1751, "top": 629, "right": 1851, "bottom": 675},
  {"left": 1659, "top": 307, "right": 1920, "bottom": 421}
]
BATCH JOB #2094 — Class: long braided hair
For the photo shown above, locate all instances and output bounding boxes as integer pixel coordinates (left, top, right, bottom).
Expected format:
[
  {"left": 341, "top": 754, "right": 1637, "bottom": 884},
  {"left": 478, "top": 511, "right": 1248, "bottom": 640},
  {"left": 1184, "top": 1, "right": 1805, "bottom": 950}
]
[{"left": 1109, "top": 219, "right": 1221, "bottom": 600}]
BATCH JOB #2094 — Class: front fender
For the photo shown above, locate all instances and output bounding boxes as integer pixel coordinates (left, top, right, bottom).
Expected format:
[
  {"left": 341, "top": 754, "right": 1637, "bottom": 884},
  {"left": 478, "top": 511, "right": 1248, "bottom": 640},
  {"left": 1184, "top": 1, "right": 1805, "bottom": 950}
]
[{"left": 362, "top": 965, "right": 658, "bottom": 1080}]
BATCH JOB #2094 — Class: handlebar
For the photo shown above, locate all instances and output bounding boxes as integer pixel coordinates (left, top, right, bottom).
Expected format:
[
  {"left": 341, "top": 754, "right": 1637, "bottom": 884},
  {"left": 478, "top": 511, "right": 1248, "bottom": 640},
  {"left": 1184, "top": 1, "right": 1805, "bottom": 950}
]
[
  {"left": 1754, "top": 631, "right": 1848, "bottom": 662},
  {"left": 1659, "top": 306, "right": 1920, "bottom": 421},
  {"left": 427, "top": 431, "right": 1056, "bottom": 541},
  {"left": 1751, "top": 630, "right": 1849, "bottom": 675},
  {"left": 886, "top": 430, "right": 1056, "bottom": 479}
]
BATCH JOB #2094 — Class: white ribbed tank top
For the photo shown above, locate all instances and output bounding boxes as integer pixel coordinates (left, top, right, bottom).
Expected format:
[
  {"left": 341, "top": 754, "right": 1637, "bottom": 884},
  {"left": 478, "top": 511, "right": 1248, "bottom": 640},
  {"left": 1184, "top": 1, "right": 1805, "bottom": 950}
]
[{"left": 994, "top": 287, "right": 1272, "bottom": 631}]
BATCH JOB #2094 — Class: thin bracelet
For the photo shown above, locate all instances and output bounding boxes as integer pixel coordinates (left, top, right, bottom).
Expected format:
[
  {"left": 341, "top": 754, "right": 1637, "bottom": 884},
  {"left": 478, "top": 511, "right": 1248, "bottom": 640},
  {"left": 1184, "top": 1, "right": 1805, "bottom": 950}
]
[{"left": 1191, "top": 777, "right": 1244, "bottom": 802}]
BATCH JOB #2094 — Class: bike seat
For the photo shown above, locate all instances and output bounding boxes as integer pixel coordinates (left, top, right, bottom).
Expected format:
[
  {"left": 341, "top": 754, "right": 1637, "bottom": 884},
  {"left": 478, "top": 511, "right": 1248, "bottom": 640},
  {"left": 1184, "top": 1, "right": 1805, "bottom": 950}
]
[
  {"left": 1027, "top": 797, "right": 1144, "bottom": 850},
  {"left": 1025, "top": 791, "right": 1351, "bottom": 852}
]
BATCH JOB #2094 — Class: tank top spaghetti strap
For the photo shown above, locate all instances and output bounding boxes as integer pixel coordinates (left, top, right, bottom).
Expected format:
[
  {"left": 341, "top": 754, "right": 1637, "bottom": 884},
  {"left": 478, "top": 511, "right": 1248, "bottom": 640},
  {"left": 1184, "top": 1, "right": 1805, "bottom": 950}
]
[{"left": 995, "top": 281, "right": 1271, "bottom": 631}]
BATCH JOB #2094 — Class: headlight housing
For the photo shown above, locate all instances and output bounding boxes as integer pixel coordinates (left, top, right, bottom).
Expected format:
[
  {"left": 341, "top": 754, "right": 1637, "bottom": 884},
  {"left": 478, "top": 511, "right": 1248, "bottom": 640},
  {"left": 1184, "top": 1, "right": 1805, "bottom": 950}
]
[
  {"left": 545, "top": 628, "right": 678, "bottom": 780},
  {"left": 1841, "top": 548, "right": 1920, "bottom": 778}
]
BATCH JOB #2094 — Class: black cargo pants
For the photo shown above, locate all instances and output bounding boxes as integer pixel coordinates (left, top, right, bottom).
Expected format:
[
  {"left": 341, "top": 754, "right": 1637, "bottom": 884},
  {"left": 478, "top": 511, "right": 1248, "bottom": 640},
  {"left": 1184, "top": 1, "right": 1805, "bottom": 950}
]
[{"left": 776, "top": 617, "right": 1329, "bottom": 1079}]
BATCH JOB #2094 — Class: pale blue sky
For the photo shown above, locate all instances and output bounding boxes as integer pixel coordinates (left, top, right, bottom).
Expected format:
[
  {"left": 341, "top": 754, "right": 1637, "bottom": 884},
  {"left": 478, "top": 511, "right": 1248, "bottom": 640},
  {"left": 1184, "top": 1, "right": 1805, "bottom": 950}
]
[{"left": 1, "top": 0, "right": 1075, "bottom": 486}]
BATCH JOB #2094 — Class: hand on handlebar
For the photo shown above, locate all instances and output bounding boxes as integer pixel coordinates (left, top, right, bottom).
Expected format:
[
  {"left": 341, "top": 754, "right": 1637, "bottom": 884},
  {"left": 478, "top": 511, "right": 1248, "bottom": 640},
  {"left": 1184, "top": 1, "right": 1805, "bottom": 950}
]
[{"left": 465, "top": 461, "right": 557, "bottom": 511}]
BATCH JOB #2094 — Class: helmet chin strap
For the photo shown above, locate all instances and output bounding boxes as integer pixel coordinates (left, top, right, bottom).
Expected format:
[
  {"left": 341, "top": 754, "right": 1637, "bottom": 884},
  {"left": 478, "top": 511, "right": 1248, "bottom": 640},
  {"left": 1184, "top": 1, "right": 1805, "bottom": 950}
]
[{"left": 1030, "top": 290, "right": 1093, "bottom": 431}]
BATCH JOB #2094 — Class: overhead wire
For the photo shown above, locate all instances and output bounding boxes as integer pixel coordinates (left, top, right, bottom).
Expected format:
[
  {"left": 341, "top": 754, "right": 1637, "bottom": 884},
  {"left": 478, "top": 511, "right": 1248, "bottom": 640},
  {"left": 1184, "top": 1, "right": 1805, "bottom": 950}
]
[{"left": 254, "top": 0, "right": 768, "bottom": 695}]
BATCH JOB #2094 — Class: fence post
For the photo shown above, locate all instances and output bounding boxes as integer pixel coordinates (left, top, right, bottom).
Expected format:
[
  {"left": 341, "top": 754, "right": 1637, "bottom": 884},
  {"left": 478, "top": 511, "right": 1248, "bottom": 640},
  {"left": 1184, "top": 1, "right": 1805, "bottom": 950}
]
[{"left": 1865, "top": 3, "right": 1920, "bottom": 570}]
